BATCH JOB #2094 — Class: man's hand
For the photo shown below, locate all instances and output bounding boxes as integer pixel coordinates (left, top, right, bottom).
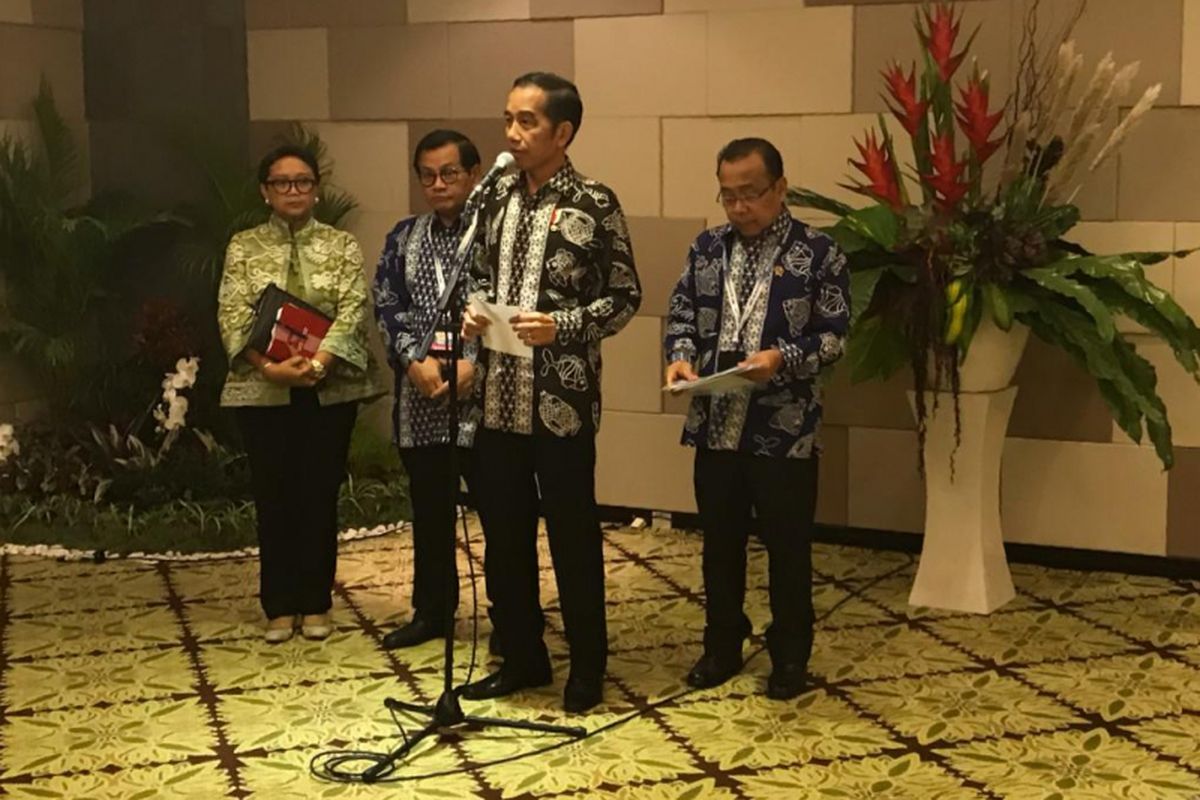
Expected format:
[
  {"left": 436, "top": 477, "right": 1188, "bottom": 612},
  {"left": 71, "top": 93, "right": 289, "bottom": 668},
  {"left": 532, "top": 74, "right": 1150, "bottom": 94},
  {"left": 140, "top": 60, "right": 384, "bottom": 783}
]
[
  {"left": 407, "top": 358, "right": 446, "bottom": 399},
  {"left": 462, "top": 305, "right": 492, "bottom": 340},
  {"left": 665, "top": 360, "right": 699, "bottom": 386},
  {"left": 510, "top": 312, "right": 557, "bottom": 347},
  {"left": 431, "top": 360, "right": 476, "bottom": 400},
  {"left": 262, "top": 355, "right": 318, "bottom": 387},
  {"left": 738, "top": 349, "right": 784, "bottom": 383}
]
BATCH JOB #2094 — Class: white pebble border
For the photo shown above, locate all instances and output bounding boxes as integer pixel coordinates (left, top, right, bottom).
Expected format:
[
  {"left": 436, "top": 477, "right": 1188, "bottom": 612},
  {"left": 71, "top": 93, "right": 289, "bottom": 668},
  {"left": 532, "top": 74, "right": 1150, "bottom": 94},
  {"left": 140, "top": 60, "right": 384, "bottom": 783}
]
[{"left": 0, "top": 520, "right": 410, "bottom": 563}]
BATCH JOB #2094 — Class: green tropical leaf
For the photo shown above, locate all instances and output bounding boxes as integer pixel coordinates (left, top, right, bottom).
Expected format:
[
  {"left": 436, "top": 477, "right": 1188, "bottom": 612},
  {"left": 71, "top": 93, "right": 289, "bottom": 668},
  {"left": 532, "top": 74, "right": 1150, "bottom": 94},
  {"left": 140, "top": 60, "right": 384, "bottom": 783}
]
[
  {"left": 842, "top": 204, "right": 902, "bottom": 250},
  {"left": 786, "top": 187, "right": 854, "bottom": 218},
  {"left": 1085, "top": 280, "right": 1200, "bottom": 377},
  {"left": 850, "top": 267, "right": 884, "bottom": 327},
  {"left": 848, "top": 313, "right": 910, "bottom": 383},
  {"left": 1019, "top": 269, "right": 1115, "bottom": 342}
]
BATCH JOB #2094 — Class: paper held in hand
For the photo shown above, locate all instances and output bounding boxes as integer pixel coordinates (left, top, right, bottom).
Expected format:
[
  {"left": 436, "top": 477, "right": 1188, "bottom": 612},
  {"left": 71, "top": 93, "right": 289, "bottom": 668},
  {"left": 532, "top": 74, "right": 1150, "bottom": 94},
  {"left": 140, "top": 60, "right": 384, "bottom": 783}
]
[
  {"left": 468, "top": 293, "right": 533, "bottom": 358},
  {"left": 664, "top": 365, "right": 755, "bottom": 396}
]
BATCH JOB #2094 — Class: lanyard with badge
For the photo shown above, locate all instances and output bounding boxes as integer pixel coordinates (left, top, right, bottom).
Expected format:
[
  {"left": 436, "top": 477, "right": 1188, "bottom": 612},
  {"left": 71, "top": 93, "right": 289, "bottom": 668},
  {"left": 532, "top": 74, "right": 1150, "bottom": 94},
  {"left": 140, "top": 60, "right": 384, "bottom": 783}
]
[
  {"left": 426, "top": 221, "right": 453, "bottom": 356},
  {"left": 717, "top": 242, "right": 779, "bottom": 371}
]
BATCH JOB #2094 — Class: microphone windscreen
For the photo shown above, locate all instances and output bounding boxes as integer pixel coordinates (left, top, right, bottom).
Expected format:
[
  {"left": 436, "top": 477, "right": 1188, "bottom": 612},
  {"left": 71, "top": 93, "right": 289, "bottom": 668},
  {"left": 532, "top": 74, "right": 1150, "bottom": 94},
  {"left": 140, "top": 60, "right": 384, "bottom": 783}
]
[{"left": 495, "top": 152, "right": 516, "bottom": 170}]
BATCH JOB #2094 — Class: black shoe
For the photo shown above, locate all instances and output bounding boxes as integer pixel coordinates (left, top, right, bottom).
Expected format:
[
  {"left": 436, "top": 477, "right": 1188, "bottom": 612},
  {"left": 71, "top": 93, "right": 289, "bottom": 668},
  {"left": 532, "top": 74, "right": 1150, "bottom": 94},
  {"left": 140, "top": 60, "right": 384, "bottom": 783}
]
[
  {"left": 563, "top": 675, "right": 603, "bottom": 714},
  {"left": 459, "top": 663, "right": 553, "bottom": 700},
  {"left": 381, "top": 617, "right": 442, "bottom": 650},
  {"left": 686, "top": 652, "right": 742, "bottom": 690},
  {"left": 766, "top": 663, "right": 808, "bottom": 700}
]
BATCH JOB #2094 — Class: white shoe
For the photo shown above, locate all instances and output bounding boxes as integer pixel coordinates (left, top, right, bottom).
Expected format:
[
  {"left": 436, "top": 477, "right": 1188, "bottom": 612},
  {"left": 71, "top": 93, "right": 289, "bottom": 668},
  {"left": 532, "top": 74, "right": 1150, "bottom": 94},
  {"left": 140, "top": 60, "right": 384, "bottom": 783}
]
[
  {"left": 301, "top": 614, "right": 332, "bottom": 640},
  {"left": 265, "top": 616, "right": 297, "bottom": 643}
]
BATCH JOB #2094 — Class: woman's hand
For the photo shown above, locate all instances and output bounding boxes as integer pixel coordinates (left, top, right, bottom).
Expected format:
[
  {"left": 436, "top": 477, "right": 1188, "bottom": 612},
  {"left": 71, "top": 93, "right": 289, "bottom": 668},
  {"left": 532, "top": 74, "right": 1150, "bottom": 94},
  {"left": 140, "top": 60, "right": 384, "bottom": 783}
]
[
  {"left": 261, "top": 356, "right": 318, "bottom": 387},
  {"left": 407, "top": 357, "right": 446, "bottom": 398},
  {"left": 510, "top": 312, "right": 557, "bottom": 347}
]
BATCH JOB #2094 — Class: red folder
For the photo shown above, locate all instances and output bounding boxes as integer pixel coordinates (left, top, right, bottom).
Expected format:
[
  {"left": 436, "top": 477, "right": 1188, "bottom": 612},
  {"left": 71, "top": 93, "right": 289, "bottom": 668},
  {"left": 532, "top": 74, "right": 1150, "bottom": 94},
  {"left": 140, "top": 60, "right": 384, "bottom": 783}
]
[{"left": 265, "top": 302, "right": 333, "bottom": 361}]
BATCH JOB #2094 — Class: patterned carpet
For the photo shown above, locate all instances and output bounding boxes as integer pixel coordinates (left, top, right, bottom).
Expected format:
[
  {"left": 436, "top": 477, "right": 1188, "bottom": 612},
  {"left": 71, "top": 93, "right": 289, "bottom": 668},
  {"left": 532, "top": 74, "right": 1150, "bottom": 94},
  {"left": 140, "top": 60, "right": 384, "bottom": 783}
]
[{"left": 1, "top": 521, "right": 1199, "bottom": 799}]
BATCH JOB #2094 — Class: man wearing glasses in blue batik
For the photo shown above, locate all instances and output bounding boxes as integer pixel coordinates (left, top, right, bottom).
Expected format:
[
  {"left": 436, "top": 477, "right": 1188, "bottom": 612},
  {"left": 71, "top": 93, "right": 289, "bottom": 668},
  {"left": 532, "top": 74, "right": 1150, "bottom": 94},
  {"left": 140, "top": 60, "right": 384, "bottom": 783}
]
[
  {"left": 664, "top": 137, "right": 849, "bottom": 701},
  {"left": 373, "top": 129, "right": 487, "bottom": 651}
]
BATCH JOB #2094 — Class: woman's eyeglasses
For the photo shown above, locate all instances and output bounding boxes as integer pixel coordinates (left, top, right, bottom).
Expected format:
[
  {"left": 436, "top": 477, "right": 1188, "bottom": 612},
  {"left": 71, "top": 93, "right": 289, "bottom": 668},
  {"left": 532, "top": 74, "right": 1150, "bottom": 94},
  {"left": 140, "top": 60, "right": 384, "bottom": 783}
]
[{"left": 265, "top": 177, "right": 318, "bottom": 195}]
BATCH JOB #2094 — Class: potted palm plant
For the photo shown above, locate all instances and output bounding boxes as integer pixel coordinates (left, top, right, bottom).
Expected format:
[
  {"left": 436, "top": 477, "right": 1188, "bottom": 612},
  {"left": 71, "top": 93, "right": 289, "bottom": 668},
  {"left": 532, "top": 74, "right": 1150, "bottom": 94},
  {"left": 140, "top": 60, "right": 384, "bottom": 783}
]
[{"left": 791, "top": 2, "right": 1200, "bottom": 613}]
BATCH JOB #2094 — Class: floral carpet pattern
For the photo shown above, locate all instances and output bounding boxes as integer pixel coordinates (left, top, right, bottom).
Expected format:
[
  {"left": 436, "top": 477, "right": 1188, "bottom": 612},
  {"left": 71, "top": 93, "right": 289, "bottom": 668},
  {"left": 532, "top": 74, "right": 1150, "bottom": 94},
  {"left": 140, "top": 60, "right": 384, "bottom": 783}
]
[{"left": 1, "top": 523, "right": 1199, "bottom": 798}]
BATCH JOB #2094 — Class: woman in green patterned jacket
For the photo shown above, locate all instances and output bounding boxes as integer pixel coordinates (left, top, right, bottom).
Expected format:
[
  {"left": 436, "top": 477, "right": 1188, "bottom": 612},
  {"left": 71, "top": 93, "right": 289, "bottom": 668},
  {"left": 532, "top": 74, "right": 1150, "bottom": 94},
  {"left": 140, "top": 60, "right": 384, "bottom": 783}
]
[{"left": 217, "top": 145, "right": 385, "bottom": 643}]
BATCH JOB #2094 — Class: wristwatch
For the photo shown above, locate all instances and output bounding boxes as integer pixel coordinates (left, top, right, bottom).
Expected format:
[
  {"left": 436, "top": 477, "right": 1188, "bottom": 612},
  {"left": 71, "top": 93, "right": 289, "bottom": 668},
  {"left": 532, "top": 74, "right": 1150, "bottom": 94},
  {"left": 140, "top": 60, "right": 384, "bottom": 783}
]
[{"left": 309, "top": 358, "right": 327, "bottom": 381}]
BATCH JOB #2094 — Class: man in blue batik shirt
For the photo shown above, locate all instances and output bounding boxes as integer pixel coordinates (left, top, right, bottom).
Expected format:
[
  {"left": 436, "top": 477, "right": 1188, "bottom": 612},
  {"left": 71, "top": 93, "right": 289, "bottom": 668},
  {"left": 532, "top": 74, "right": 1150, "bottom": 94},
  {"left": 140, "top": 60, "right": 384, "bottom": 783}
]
[
  {"left": 663, "top": 137, "right": 849, "bottom": 701},
  {"left": 373, "top": 129, "right": 484, "bottom": 650}
]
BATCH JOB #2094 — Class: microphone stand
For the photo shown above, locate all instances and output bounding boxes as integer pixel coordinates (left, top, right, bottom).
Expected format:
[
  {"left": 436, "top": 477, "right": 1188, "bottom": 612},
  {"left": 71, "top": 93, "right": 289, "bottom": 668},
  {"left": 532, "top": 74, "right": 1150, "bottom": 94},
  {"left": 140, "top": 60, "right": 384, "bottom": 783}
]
[{"left": 363, "top": 174, "right": 586, "bottom": 783}]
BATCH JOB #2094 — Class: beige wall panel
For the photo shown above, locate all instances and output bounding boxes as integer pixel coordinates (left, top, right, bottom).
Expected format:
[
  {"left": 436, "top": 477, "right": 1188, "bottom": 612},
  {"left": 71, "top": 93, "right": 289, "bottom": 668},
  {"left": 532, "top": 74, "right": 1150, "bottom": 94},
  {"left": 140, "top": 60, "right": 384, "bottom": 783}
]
[
  {"left": 328, "top": 25, "right": 449, "bottom": 120},
  {"left": 847, "top": 427, "right": 924, "bottom": 534},
  {"left": 405, "top": 118, "right": 509, "bottom": 213},
  {"left": 1117, "top": 110, "right": 1200, "bottom": 221},
  {"left": 1070, "top": 221, "right": 1175, "bottom": 334},
  {"left": 575, "top": 14, "right": 706, "bottom": 117},
  {"left": 707, "top": 7, "right": 852, "bottom": 115},
  {"left": 245, "top": 0, "right": 407, "bottom": 28},
  {"left": 596, "top": 411, "right": 696, "bottom": 512},
  {"left": 1001, "top": 438, "right": 1168, "bottom": 556},
  {"left": 1018, "top": 0, "right": 1182, "bottom": 107},
  {"left": 1171, "top": 222, "right": 1200, "bottom": 325},
  {"left": 1185, "top": 0, "right": 1200, "bottom": 104},
  {"left": 601, "top": 315, "right": 663, "bottom": 413},
  {"left": 662, "top": 116, "right": 804, "bottom": 219},
  {"left": 31, "top": 0, "right": 82, "bottom": 28},
  {"left": 665, "top": 0, "right": 801, "bottom": 10},
  {"left": 1009, "top": 336, "right": 1114, "bottom": 443},
  {"left": 569, "top": 117, "right": 660, "bottom": 218},
  {"left": 310, "top": 122, "right": 410, "bottom": 216},
  {"left": 796, "top": 114, "right": 917, "bottom": 209},
  {"left": 1167, "top": 446, "right": 1200, "bottom": 557},
  {"left": 1074, "top": 147, "right": 1119, "bottom": 222},
  {"left": 853, "top": 1, "right": 1011, "bottom": 114},
  {"left": 408, "top": 0, "right": 531, "bottom": 23},
  {"left": 0, "top": 25, "right": 83, "bottom": 119},
  {"left": 627, "top": 216, "right": 706, "bottom": 316},
  {"left": 247, "top": 28, "right": 329, "bottom": 121},
  {"left": 823, "top": 367, "right": 914, "bottom": 430},
  {"left": 1110, "top": 336, "right": 1200, "bottom": 449},
  {"left": 817, "top": 424, "right": 849, "bottom": 526},
  {"left": 532, "top": 0, "right": 661, "bottom": 18},
  {"left": 448, "top": 21, "right": 573, "bottom": 119},
  {"left": 0, "top": 1, "right": 32, "bottom": 24}
]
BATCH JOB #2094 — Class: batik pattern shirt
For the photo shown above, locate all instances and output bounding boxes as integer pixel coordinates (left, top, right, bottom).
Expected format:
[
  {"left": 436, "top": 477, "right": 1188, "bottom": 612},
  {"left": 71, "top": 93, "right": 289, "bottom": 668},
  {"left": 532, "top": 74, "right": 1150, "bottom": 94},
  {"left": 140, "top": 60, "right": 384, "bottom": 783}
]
[
  {"left": 471, "top": 159, "right": 641, "bottom": 438},
  {"left": 373, "top": 213, "right": 482, "bottom": 448},
  {"left": 663, "top": 214, "right": 849, "bottom": 459},
  {"left": 217, "top": 215, "right": 386, "bottom": 407}
]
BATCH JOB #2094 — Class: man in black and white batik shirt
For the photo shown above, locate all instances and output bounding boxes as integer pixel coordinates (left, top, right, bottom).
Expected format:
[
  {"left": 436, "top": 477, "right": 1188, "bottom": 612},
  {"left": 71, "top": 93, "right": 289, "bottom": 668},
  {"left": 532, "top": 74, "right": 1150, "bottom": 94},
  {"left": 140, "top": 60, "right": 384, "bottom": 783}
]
[{"left": 462, "top": 72, "right": 640, "bottom": 714}]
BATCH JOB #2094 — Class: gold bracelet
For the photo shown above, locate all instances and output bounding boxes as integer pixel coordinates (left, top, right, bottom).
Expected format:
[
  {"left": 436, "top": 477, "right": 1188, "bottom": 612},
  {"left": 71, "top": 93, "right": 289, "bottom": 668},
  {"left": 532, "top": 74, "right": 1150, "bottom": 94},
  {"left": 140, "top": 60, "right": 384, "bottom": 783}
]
[{"left": 309, "top": 358, "right": 327, "bottom": 381}]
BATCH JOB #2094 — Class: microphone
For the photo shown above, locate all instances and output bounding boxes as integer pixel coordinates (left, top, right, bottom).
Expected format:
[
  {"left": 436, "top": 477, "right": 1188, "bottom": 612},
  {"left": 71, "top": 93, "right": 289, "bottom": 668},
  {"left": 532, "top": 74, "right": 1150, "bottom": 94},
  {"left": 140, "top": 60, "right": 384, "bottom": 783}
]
[{"left": 465, "top": 151, "right": 515, "bottom": 208}]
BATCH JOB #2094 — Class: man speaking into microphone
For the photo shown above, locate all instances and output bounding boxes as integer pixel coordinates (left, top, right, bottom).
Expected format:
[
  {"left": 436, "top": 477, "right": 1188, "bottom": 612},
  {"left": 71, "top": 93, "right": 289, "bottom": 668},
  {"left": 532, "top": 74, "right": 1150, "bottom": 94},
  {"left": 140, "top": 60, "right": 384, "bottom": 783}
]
[{"left": 462, "top": 72, "right": 641, "bottom": 714}]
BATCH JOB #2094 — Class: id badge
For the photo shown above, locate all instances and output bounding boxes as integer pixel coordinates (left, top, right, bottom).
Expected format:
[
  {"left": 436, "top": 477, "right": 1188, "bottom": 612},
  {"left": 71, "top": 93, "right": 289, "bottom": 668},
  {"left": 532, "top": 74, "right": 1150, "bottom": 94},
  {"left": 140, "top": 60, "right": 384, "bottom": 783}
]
[
  {"left": 428, "top": 330, "right": 452, "bottom": 355},
  {"left": 716, "top": 350, "right": 746, "bottom": 372}
]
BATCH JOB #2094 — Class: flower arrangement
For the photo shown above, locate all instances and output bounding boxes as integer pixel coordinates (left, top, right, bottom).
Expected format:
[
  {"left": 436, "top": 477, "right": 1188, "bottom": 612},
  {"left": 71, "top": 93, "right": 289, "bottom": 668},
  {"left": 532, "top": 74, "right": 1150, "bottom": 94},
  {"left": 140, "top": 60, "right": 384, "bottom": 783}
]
[{"left": 791, "top": 1, "right": 1200, "bottom": 470}]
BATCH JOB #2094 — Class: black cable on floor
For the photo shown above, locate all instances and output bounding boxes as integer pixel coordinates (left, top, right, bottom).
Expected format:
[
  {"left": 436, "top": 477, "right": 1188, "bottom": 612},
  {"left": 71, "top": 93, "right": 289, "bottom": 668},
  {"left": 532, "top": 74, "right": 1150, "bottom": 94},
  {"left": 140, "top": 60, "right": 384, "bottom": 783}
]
[{"left": 310, "top": 545, "right": 915, "bottom": 784}]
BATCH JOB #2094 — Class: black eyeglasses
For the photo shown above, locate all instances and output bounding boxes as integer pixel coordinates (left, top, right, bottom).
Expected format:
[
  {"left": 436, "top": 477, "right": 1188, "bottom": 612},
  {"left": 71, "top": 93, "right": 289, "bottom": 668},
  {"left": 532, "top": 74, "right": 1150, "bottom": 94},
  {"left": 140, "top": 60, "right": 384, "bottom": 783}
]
[
  {"left": 716, "top": 183, "right": 775, "bottom": 208},
  {"left": 418, "top": 166, "right": 466, "bottom": 187},
  {"left": 265, "top": 177, "right": 318, "bottom": 195}
]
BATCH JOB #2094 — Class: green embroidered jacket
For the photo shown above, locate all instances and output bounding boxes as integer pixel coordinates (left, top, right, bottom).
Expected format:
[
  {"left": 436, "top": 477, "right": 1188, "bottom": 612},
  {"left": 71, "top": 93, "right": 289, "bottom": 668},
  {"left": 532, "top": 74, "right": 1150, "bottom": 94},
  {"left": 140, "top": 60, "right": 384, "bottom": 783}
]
[{"left": 216, "top": 216, "right": 387, "bottom": 407}]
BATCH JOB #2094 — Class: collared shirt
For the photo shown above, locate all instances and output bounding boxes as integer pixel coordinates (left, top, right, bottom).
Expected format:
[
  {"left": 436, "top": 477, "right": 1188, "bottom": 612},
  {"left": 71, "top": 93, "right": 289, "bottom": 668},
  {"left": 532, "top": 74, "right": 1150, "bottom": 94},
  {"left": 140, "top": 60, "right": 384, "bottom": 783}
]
[
  {"left": 374, "top": 213, "right": 481, "bottom": 448},
  {"left": 663, "top": 213, "right": 849, "bottom": 459},
  {"left": 217, "top": 215, "right": 387, "bottom": 407},
  {"left": 471, "top": 158, "right": 641, "bottom": 437}
]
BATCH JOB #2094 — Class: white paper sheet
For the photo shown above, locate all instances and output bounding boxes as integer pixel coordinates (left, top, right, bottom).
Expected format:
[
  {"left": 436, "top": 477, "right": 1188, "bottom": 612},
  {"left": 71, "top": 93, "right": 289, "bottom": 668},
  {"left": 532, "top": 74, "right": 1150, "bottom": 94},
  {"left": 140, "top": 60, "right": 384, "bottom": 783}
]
[
  {"left": 663, "top": 365, "right": 755, "bottom": 396},
  {"left": 469, "top": 294, "right": 533, "bottom": 359}
]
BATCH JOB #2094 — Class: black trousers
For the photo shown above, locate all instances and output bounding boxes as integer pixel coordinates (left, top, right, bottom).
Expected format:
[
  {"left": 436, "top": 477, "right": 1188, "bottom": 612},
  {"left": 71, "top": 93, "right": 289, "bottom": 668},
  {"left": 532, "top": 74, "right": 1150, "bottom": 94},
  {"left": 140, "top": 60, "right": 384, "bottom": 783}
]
[
  {"left": 397, "top": 445, "right": 472, "bottom": 625},
  {"left": 236, "top": 389, "right": 357, "bottom": 620},
  {"left": 472, "top": 427, "right": 607, "bottom": 679},
  {"left": 694, "top": 448, "right": 819, "bottom": 668}
]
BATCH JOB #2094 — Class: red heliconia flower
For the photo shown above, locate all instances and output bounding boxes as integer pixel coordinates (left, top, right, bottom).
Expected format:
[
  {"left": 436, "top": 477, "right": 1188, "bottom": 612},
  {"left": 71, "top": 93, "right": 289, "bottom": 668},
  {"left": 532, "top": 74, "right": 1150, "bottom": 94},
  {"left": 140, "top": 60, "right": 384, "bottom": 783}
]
[
  {"left": 844, "top": 129, "right": 903, "bottom": 211},
  {"left": 921, "top": 132, "right": 969, "bottom": 210},
  {"left": 919, "top": 3, "right": 968, "bottom": 82},
  {"left": 955, "top": 73, "right": 1004, "bottom": 164},
  {"left": 881, "top": 62, "right": 929, "bottom": 137}
]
